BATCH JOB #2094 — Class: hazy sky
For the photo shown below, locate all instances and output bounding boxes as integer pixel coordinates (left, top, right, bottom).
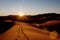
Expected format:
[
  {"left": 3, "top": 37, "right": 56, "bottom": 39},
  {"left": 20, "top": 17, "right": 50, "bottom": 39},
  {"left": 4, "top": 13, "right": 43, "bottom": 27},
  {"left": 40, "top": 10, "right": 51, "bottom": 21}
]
[{"left": 0, "top": 0, "right": 60, "bottom": 16}]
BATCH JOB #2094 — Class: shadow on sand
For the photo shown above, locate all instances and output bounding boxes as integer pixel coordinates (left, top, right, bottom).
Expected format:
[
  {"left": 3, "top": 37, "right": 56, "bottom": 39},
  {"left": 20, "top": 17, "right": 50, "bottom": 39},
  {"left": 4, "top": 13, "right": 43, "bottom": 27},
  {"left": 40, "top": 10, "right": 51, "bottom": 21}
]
[{"left": 0, "top": 21, "right": 15, "bottom": 34}]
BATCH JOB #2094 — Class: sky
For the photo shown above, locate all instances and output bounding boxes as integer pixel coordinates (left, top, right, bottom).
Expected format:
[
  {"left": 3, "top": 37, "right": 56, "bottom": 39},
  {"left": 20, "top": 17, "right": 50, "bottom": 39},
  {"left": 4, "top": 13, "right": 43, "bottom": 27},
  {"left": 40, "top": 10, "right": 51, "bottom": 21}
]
[{"left": 0, "top": 0, "right": 60, "bottom": 16}]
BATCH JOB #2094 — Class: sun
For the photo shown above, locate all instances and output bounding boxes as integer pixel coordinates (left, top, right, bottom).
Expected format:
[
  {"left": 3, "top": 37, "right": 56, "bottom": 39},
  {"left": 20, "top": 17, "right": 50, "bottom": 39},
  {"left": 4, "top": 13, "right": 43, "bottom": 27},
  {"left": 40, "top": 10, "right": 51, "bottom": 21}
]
[{"left": 19, "top": 12, "right": 24, "bottom": 16}]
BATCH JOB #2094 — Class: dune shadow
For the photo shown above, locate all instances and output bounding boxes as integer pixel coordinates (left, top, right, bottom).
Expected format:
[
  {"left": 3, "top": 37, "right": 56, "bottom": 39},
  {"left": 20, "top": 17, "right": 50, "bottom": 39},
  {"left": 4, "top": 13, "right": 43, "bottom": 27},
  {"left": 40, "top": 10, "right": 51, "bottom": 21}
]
[{"left": 0, "top": 21, "right": 15, "bottom": 34}]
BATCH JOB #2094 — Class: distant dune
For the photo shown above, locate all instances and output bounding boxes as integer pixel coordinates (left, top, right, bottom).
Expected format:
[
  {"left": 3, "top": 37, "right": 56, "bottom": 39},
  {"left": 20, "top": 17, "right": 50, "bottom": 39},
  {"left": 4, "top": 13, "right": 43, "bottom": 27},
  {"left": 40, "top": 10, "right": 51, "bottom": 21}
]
[{"left": 0, "top": 13, "right": 60, "bottom": 34}]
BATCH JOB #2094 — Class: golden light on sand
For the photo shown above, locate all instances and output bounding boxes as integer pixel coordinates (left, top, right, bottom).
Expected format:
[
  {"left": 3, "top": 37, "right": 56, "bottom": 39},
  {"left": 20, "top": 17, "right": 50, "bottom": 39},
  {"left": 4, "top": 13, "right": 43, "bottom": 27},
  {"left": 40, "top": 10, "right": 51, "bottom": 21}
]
[
  {"left": 19, "top": 12, "right": 24, "bottom": 16},
  {"left": 49, "top": 31, "right": 58, "bottom": 40}
]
